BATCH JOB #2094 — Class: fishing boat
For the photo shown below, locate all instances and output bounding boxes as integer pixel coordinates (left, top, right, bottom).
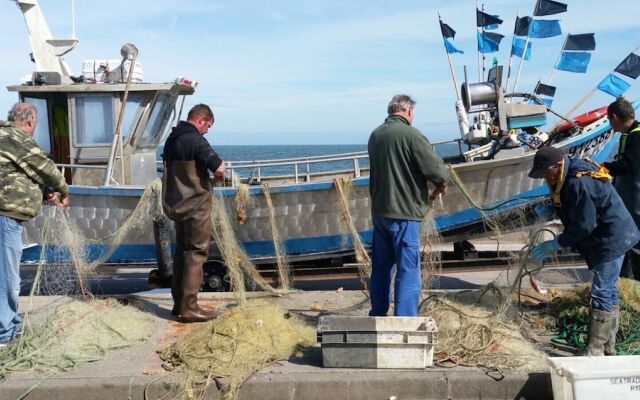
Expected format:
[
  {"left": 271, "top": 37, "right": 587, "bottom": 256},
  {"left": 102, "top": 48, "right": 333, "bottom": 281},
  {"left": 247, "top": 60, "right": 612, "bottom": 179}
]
[{"left": 10, "top": 0, "right": 638, "bottom": 288}]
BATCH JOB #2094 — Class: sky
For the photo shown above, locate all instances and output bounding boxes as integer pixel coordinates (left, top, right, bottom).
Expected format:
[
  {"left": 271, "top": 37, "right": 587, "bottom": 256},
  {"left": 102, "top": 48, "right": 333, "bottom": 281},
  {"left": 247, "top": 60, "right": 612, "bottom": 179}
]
[{"left": 0, "top": 0, "right": 639, "bottom": 145}]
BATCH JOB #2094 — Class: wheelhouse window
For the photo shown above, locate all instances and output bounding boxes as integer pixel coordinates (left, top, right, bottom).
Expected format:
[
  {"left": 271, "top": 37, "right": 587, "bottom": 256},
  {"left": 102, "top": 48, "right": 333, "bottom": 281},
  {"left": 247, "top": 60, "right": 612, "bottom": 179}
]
[
  {"left": 139, "top": 93, "right": 172, "bottom": 148},
  {"left": 120, "top": 93, "right": 147, "bottom": 140},
  {"left": 73, "top": 94, "right": 114, "bottom": 146},
  {"left": 24, "top": 97, "right": 51, "bottom": 154}
]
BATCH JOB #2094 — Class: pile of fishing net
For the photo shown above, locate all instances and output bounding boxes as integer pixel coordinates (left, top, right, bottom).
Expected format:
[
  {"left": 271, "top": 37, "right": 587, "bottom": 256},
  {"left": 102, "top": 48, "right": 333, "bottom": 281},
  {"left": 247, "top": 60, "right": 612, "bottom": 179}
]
[
  {"left": 544, "top": 278, "right": 640, "bottom": 354},
  {"left": 0, "top": 298, "right": 155, "bottom": 380},
  {"left": 420, "top": 286, "right": 546, "bottom": 373},
  {"left": 159, "top": 301, "right": 315, "bottom": 400}
]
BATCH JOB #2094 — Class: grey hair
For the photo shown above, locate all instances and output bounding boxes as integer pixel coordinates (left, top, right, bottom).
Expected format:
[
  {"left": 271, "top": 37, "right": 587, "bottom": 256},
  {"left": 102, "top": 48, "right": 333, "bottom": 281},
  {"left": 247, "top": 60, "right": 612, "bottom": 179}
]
[
  {"left": 7, "top": 103, "right": 37, "bottom": 123},
  {"left": 387, "top": 94, "right": 416, "bottom": 115}
]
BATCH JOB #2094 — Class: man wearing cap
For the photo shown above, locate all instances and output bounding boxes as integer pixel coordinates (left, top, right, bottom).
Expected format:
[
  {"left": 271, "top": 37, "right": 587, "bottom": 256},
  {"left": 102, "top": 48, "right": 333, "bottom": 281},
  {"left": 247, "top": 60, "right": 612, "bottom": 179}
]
[
  {"left": 602, "top": 96, "right": 640, "bottom": 280},
  {"left": 529, "top": 146, "right": 640, "bottom": 356}
]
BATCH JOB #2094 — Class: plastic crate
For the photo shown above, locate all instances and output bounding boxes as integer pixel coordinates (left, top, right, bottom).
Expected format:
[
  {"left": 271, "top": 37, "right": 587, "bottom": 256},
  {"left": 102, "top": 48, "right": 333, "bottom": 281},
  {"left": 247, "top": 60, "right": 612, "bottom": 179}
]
[
  {"left": 547, "top": 356, "right": 640, "bottom": 400},
  {"left": 317, "top": 316, "right": 437, "bottom": 369}
]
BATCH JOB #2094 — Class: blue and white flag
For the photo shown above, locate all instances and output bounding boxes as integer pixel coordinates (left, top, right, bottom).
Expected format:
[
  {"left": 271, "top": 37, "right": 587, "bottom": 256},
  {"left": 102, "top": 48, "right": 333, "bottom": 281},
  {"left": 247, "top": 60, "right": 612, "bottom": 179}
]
[
  {"left": 444, "top": 38, "right": 464, "bottom": 54},
  {"left": 556, "top": 51, "right": 591, "bottom": 73},
  {"left": 529, "top": 19, "right": 562, "bottom": 38},
  {"left": 477, "top": 31, "right": 504, "bottom": 53},
  {"left": 511, "top": 37, "right": 532, "bottom": 60},
  {"left": 597, "top": 73, "right": 631, "bottom": 97}
]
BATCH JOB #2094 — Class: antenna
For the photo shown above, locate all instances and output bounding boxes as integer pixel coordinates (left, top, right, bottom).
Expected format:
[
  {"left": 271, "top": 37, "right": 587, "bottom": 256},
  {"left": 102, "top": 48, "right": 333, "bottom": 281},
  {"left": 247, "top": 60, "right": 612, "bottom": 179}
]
[{"left": 71, "top": 0, "right": 76, "bottom": 39}]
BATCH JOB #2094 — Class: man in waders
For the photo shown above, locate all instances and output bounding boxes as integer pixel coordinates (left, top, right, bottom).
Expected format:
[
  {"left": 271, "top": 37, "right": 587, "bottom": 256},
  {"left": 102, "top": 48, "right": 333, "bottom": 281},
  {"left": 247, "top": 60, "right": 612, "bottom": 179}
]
[
  {"left": 529, "top": 146, "right": 640, "bottom": 355},
  {"left": 603, "top": 96, "right": 640, "bottom": 280},
  {"left": 162, "top": 104, "right": 224, "bottom": 323}
]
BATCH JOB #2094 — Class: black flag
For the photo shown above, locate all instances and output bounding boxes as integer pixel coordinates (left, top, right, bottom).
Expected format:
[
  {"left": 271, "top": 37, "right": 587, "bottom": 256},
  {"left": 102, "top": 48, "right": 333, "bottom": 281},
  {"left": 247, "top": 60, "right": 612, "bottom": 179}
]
[
  {"left": 534, "top": 81, "right": 557, "bottom": 97},
  {"left": 534, "top": 0, "right": 567, "bottom": 16},
  {"left": 564, "top": 33, "right": 596, "bottom": 51},
  {"left": 614, "top": 53, "right": 640, "bottom": 79},
  {"left": 476, "top": 9, "right": 503, "bottom": 28},
  {"left": 440, "top": 20, "right": 456, "bottom": 39},
  {"left": 514, "top": 16, "right": 532, "bottom": 36}
]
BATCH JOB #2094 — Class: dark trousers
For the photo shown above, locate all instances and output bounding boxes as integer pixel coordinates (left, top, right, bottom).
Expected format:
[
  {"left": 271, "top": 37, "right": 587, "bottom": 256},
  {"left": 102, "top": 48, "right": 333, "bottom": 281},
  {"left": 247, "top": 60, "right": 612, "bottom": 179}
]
[
  {"left": 172, "top": 206, "right": 212, "bottom": 314},
  {"left": 620, "top": 241, "right": 640, "bottom": 280}
]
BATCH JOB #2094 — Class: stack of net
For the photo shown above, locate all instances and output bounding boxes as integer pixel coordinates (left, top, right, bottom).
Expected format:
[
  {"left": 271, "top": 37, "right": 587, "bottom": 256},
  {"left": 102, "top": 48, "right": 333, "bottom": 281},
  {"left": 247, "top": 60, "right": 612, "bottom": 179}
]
[
  {"left": 159, "top": 301, "right": 315, "bottom": 400},
  {"left": 0, "top": 181, "right": 165, "bottom": 380}
]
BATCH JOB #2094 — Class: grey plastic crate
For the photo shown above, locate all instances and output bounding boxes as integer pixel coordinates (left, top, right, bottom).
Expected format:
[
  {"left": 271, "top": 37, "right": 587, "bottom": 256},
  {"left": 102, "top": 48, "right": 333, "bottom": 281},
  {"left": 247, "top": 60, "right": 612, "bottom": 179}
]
[{"left": 317, "top": 316, "right": 437, "bottom": 369}]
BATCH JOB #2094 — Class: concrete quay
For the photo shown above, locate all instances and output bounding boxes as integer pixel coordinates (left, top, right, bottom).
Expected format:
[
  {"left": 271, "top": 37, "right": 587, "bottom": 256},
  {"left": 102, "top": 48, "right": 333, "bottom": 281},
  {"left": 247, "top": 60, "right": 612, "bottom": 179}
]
[{"left": 0, "top": 265, "right": 589, "bottom": 400}]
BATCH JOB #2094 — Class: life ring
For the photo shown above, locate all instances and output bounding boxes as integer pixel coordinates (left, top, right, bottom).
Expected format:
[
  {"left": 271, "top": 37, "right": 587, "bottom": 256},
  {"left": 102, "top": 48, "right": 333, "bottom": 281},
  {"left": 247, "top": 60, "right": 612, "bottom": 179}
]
[{"left": 551, "top": 105, "right": 608, "bottom": 135}]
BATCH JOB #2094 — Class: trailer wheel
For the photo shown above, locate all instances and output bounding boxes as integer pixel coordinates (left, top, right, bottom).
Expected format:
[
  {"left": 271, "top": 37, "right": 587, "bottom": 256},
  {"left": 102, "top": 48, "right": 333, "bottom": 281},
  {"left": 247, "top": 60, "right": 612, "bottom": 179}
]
[{"left": 203, "top": 261, "right": 229, "bottom": 292}]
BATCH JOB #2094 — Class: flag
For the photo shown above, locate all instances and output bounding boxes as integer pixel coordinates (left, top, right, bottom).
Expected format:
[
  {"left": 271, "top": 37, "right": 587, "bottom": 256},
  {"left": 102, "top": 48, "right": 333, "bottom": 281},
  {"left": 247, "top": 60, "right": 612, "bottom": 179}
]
[
  {"left": 440, "top": 20, "right": 456, "bottom": 39},
  {"left": 564, "top": 33, "right": 596, "bottom": 51},
  {"left": 511, "top": 37, "right": 532, "bottom": 60},
  {"left": 614, "top": 53, "right": 640, "bottom": 79},
  {"left": 477, "top": 31, "right": 504, "bottom": 53},
  {"left": 534, "top": 81, "right": 557, "bottom": 97},
  {"left": 477, "top": 9, "right": 503, "bottom": 28},
  {"left": 514, "top": 16, "right": 532, "bottom": 36},
  {"left": 529, "top": 19, "right": 562, "bottom": 38},
  {"left": 444, "top": 38, "right": 464, "bottom": 54},
  {"left": 540, "top": 97, "right": 554, "bottom": 107},
  {"left": 534, "top": 0, "right": 568, "bottom": 16},
  {"left": 485, "top": 15, "right": 501, "bottom": 30},
  {"left": 597, "top": 73, "right": 631, "bottom": 97},
  {"left": 556, "top": 51, "right": 591, "bottom": 73}
]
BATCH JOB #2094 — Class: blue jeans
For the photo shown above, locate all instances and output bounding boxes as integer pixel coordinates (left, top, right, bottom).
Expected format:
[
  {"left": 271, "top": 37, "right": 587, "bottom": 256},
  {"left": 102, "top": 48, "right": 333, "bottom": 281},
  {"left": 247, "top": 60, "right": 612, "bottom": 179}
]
[
  {"left": 591, "top": 255, "right": 624, "bottom": 311},
  {"left": 0, "top": 216, "right": 23, "bottom": 343},
  {"left": 369, "top": 216, "right": 421, "bottom": 316}
]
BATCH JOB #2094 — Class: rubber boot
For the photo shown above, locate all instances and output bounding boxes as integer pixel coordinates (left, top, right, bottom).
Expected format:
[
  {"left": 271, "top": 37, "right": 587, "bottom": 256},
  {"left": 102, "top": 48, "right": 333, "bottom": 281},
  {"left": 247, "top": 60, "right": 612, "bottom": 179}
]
[
  {"left": 178, "top": 263, "right": 215, "bottom": 323},
  {"left": 604, "top": 305, "right": 620, "bottom": 356},
  {"left": 577, "top": 308, "right": 615, "bottom": 356}
]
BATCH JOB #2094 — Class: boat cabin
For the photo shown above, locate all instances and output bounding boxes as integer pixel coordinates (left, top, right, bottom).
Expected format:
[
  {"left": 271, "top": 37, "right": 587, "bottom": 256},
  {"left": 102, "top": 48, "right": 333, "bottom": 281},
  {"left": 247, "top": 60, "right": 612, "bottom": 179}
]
[{"left": 7, "top": 82, "right": 194, "bottom": 186}]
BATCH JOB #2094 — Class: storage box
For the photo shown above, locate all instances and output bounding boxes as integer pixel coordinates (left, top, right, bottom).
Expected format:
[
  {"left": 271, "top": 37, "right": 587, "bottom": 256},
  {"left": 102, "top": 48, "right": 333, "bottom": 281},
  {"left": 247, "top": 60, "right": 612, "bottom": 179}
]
[
  {"left": 317, "top": 316, "right": 437, "bottom": 369},
  {"left": 82, "top": 59, "right": 143, "bottom": 83},
  {"left": 547, "top": 356, "right": 640, "bottom": 400}
]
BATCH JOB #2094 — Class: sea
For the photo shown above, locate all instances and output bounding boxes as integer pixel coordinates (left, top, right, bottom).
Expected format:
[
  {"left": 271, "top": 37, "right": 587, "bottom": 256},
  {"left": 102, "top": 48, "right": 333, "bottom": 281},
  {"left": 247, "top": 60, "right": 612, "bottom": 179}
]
[{"left": 158, "top": 142, "right": 463, "bottom": 178}]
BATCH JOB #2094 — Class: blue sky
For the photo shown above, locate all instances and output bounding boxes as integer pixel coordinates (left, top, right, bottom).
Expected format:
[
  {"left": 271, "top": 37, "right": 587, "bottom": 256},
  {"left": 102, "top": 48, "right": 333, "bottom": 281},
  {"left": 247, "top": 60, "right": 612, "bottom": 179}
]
[{"left": 1, "top": 0, "right": 638, "bottom": 145}]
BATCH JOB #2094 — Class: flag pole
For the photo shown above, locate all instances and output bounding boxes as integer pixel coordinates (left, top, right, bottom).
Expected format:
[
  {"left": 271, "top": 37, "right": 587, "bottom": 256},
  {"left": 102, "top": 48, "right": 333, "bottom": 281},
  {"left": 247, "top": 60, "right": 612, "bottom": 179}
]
[
  {"left": 545, "top": 34, "right": 568, "bottom": 87},
  {"left": 504, "top": 11, "right": 520, "bottom": 95},
  {"left": 476, "top": 0, "right": 482, "bottom": 81},
  {"left": 439, "top": 13, "right": 461, "bottom": 101},
  {"left": 481, "top": 3, "right": 487, "bottom": 81},
  {"left": 512, "top": 1, "right": 539, "bottom": 94}
]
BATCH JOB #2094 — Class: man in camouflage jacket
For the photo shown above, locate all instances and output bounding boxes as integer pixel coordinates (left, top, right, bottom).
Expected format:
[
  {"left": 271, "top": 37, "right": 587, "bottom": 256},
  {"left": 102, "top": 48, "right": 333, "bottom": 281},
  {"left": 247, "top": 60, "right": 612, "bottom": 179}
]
[{"left": 0, "top": 102, "right": 69, "bottom": 345}]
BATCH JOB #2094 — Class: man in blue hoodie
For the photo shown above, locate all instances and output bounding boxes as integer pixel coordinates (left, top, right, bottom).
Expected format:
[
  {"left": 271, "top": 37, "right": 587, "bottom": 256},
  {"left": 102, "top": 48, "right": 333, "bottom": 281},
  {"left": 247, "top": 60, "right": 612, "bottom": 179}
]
[{"left": 529, "top": 146, "right": 640, "bottom": 355}]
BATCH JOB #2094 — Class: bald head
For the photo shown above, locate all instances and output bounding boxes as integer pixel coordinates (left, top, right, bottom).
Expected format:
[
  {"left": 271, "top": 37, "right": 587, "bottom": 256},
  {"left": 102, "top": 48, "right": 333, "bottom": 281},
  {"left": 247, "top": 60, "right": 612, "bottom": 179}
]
[{"left": 8, "top": 102, "right": 37, "bottom": 136}]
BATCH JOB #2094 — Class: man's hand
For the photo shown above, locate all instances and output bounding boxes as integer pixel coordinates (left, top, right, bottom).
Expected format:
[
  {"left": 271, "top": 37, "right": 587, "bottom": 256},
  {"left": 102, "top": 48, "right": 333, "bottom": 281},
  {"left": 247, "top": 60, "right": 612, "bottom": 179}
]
[
  {"left": 428, "top": 182, "right": 447, "bottom": 204},
  {"left": 213, "top": 163, "right": 226, "bottom": 180},
  {"left": 46, "top": 192, "right": 69, "bottom": 208},
  {"left": 531, "top": 238, "right": 561, "bottom": 261}
]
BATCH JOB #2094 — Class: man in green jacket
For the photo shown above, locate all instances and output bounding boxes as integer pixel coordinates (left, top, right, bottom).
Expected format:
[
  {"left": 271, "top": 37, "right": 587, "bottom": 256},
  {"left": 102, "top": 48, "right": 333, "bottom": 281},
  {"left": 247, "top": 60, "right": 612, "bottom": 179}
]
[
  {"left": 368, "top": 94, "right": 449, "bottom": 316},
  {"left": 0, "top": 103, "right": 69, "bottom": 345}
]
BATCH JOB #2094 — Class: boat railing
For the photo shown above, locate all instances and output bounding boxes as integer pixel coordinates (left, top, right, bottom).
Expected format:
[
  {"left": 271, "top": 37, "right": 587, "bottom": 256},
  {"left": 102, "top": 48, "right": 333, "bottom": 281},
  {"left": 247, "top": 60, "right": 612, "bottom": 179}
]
[{"left": 224, "top": 152, "right": 371, "bottom": 187}]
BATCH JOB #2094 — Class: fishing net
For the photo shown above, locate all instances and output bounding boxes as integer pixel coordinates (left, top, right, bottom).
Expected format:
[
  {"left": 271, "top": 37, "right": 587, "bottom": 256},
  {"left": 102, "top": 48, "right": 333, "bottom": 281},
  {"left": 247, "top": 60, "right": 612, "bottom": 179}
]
[
  {"left": 0, "top": 181, "right": 165, "bottom": 380},
  {"left": 261, "top": 183, "right": 292, "bottom": 290},
  {"left": 158, "top": 301, "right": 315, "bottom": 400},
  {"left": 334, "top": 177, "right": 372, "bottom": 285},
  {"left": 234, "top": 184, "right": 252, "bottom": 225},
  {"left": 210, "top": 194, "right": 285, "bottom": 304},
  {"left": 543, "top": 279, "right": 640, "bottom": 355},
  {"left": 0, "top": 298, "right": 154, "bottom": 380}
]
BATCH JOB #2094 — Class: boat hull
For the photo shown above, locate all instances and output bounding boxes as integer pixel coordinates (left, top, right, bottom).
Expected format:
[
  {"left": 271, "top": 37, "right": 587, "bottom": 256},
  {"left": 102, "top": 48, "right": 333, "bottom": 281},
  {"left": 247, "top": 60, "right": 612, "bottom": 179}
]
[{"left": 21, "top": 115, "right": 620, "bottom": 264}]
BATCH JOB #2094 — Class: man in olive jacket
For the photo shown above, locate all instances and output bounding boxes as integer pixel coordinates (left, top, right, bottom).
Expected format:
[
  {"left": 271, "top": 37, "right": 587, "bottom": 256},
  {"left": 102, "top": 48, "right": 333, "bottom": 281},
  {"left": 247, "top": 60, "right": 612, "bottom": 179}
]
[
  {"left": 367, "top": 94, "right": 449, "bottom": 316},
  {"left": 603, "top": 96, "right": 640, "bottom": 280},
  {"left": 162, "top": 104, "right": 224, "bottom": 323},
  {"left": 0, "top": 103, "right": 69, "bottom": 345}
]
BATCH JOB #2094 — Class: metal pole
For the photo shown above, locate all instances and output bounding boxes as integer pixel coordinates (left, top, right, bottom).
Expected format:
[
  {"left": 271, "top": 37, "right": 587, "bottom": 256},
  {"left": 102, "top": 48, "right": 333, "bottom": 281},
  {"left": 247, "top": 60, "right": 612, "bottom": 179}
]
[
  {"left": 476, "top": 1, "right": 482, "bottom": 81},
  {"left": 104, "top": 50, "right": 138, "bottom": 186},
  {"left": 504, "top": 12, "right": 520, "bottom": 93},
  {"left": 438, "top": 14, "right": 461, "bottom": 101},
  {"left": 545, "top": 34, "right": 568, "bottom": 88}
]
